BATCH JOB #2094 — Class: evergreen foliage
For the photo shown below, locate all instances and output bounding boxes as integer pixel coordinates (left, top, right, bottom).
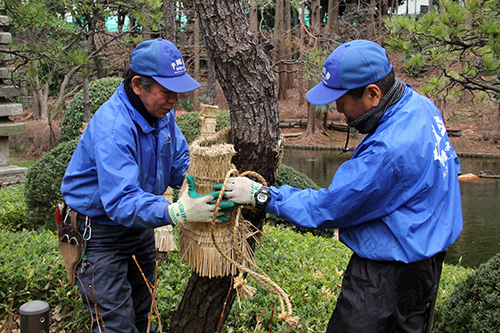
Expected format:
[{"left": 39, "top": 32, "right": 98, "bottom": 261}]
[
  {"left": 0, "top": 184, "right": 28, "bottom": 231},
  {"left": 23, "top": 139, "right": 79, "bottom": 230},
  {"left": 175, "top": 109, "right": 231, "bottom": 144},
  {"left": 385, "top": 0, "right": 500, "bottom": 101},
  {"left": 435, "top": 252, "right": 500, "bottom": 332},
  {"left": 267, "top": 164, "right": 337, "bottom": 237},
  {"left": 0, "top": 224, "right": 474, "bottom": 332},
  {"left": 59, "top": 77, "right": 123, "bottom": 142}
]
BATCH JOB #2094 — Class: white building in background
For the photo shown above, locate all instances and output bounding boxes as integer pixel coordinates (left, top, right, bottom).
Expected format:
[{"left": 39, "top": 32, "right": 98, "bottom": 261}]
[{"left": 397, "top": 0, "right": 431, "bottom": 15}]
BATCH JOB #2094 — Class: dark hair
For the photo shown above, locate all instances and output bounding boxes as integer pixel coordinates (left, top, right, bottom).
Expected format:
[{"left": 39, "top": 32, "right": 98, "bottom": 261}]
[
  {"left": 346, "top": 68, "right": 395, "bottom": 100},
  {"left": 123, "top": 68, "right": 157, "bottom": 92}
]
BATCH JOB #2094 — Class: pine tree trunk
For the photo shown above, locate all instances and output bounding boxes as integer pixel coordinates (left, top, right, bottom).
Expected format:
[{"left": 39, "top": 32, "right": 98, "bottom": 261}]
[
  {"left": 203, "top": 58, "right": 217, "bottom": 105},
  {"left": 249, "top": 0, "right": 259, "bottom": 36},
  {"left": 193, "top": 15, "right": 201, "bottom": 111},
  {"left": 301, "top": 80, "right": 328, "bottom": 140},
  {"left": 275, "top": 0, "right": 287, "bottom": 100},
  {"left": 169, "top": 1, "right": 281, "bottom": 331},
  {"left": 162, "top": 0, "right": 176, "bottom": 41}
]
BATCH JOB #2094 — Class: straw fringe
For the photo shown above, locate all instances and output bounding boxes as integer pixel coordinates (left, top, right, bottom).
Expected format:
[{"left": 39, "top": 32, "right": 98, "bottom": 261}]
[
  {"left": 178, "top": 127, "right": 299, "bottom": 330},
  {"left": 179, "top": 220, "right": 255, "bottom": 278},
  {"left": 179, "top": 127, "right": 249, "bottom": 277},
  {"left": 154, "top": 225, "right": 177, "bottom": 252}
]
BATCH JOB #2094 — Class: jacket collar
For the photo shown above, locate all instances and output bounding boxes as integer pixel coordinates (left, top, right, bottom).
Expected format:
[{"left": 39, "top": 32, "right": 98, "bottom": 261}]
[{"left": 117, "top": 82, "right": 172, "bottom": 133}]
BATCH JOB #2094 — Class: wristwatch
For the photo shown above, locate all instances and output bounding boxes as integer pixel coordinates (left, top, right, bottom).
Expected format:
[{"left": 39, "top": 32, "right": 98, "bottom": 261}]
[{"left": 254, "top": 186, "right": 271, "bottom": 208}]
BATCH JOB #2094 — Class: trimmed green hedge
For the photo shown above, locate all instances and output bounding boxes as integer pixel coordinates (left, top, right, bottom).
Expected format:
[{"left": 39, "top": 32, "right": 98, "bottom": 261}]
[
  {"left": 175, "top": 109, "right": 231, "bottom": 144},
  {"left": 435, "top": 252, "right": 500, "bottom": 332},
  {"left": 23, "top": 139, "right": 79, "bottom": 230},
  {"left": 268, "top": 164, "right": 338, "bottom": 237},
  {"left": 59, "top": 77, "right": 122, "bottom": 142},
  {"left": 0, "top": 184, "right": 28, "bottom": 231}
]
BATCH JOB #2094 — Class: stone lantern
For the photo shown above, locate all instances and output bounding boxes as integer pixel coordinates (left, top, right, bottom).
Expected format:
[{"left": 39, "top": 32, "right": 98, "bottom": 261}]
[{"left": 0, "top": 13, "right": 28, "bottom": 187}]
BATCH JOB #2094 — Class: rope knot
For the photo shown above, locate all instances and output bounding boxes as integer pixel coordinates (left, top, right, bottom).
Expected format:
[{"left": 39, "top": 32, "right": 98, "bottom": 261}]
[
  {"left": 234, "top": 273, "right": 256, "bottom": 301},
  {"left": 278, "top": 312, "right": 300, "bottom": 330}
]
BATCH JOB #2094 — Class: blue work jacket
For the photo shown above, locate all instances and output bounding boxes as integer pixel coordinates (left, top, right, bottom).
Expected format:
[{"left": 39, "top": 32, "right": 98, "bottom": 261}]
[
  {"left": 61, "top": 82, "right": 190, "bottom": 228},
  {"left": 266, "top": 85, "right": 463, "bottom": 263}
]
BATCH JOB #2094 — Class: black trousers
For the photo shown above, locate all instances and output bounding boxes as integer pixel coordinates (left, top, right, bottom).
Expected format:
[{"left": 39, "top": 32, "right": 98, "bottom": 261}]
[
  {"left": 76, "top": 223, "right": 157, "bottom": 333},
  {"left": 327, "top": 251, "right": 446, "bottom": 333}
]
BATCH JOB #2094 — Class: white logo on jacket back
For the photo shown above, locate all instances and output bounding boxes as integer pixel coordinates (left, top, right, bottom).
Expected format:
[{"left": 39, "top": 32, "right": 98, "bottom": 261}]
[{"left": 432, "top": 116, "right": 452, "bottom": 179}]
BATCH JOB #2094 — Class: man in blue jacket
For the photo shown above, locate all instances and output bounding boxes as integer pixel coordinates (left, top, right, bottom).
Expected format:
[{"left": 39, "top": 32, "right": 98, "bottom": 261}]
[
  {"left": 219, "top": 40, "right": 463, "bottom": 332},
  {"left": 61, "top": 39, "right": 230, "bottom": 332}
]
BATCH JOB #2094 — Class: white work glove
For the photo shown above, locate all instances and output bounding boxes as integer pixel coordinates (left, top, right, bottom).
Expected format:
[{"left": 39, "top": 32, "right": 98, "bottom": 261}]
[
  {"left": 214, "top": 177, "right": 263, "bottom": 206},
  {"left": 168, "top": 175, "right": 234, "bottom": 225}
]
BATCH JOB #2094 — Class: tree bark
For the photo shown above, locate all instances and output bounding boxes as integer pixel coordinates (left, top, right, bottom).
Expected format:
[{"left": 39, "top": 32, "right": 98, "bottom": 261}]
[
  {"left": 162, "top": 0, "right": 176, "bottom": 41},
  {"left": 169, "top": 1, "right": 281, "bottom": 331},
  {"left": 275, "top": 0, "right": 287, "bottom": 100},
  {"left": 249, "top": 0, "right": 259, "bottom": 37},
  {"left": 310, "top": 0, "right": 322, "bottom": 32},
  {"left": 83, "top": 77, "right": 91, "bottom": 122},
  {"left": 301, "top": 80, "right": 328, "bottom": 140},
  {"left": 327, "top": 0, "right": 339, "bottom": 32},
  {"left": 193, "top": 13, "right": 201, "bottom": 111},
  {"left": 203, "top": 58, "right": 217, "bottom": 105}
]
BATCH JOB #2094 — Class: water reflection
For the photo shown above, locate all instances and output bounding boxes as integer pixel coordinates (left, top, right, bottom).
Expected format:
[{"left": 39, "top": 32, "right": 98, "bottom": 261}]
[{"left": 282, "top": 148, "right": 500, "bottom": 268}]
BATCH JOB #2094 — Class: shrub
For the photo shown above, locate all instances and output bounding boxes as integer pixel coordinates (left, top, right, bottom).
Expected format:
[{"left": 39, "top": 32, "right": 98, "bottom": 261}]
[
  {"left": 0, "top": 224, "right": 473, "bottom": 332},
  {"left": 275, "top": 163, "right": 321, "bottom": 190},
  {"left": 24, "top": 139, "right": 79, "bottom": 230},
  {"left": 215, "top": 109, "right": 231, "bottom": 132},
  {"left": 175, "top": 112, "right": 202, "bottom": 145},
  {"left": 175, "top": 109, "right": 231, "bottom": 145},
  {"left": 59, "top": 77, "right": 122, "bottom": 142},
  {"left": 267, "top": 164, "right": 337, "bottom": 237},
  {"left": 0, "top": 229, "right": 89, "bottom": 332},
  {"left": 435, "top": 253, "right": 500, "bottom": 332},
  {"left": 0, "top": 184, "right": 28, "bottom": 231}
]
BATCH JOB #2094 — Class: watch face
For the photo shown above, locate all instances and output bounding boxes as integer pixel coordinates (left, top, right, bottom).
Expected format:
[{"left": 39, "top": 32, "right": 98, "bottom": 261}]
[{"left": 256, "top": 192, "right": 268, "bottom": 203}]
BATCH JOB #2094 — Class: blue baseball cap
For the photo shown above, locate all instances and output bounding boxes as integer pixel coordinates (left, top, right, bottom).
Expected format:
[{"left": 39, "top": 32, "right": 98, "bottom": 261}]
[
  {"left": 130, "top": 38, "right": 201, "bottom": 93},
  {"left": 306, "top": 40, "right": 392, "bottom": 105}
]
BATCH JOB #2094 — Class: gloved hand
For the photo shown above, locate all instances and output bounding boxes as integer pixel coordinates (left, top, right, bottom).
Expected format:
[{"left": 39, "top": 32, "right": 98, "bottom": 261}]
[
  {"left": 168, "top": 175, "right": 234, "bottom": 225},
  {"left": 213, "top": 177, "right": 262, "bottom": 206}
]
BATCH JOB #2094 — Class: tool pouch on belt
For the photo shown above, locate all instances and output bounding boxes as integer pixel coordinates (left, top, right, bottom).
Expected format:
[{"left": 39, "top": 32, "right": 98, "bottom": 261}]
[{"left": 56, "top": 203, "right": 84, "bottom": 286}]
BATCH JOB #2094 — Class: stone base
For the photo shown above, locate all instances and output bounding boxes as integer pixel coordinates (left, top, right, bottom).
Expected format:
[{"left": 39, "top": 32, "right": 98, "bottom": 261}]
[{"left": 0, "top": 164, "right": 28, "bottom": 188}]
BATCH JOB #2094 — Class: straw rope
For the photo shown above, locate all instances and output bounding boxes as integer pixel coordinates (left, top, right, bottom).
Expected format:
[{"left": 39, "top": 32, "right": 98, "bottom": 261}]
[
  {"left": 178, "top": 128, "right": 257, "bottom": 278},
  {"left": 210, "top": 168, "right": 300, "bottom": 330}
]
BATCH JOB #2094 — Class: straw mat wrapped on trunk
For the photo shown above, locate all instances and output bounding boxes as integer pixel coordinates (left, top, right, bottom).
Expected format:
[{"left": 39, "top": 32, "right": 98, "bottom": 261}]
[
  {"left": 178, "top": 128, "right": 255, "bottom": 278},
  {"left": 178, "top": 128, "right": 299, "bottom": 329}
]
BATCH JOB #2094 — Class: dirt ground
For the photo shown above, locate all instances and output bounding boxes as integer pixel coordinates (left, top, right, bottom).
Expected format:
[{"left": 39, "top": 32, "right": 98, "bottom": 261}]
[{"left": 9, "top": 51, "right": 500, "bottom": 161}]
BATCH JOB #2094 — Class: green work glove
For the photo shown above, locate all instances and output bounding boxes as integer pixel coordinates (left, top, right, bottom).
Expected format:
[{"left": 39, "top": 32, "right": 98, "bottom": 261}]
[
  {"left": 214, "top": 177, "right": 262, "bottom": 207},
  {"left": 168, "top": 175, "right": 234, "bottom": 225}
]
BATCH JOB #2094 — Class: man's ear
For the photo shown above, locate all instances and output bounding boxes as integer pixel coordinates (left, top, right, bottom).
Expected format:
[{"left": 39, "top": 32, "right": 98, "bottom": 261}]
[
  {"left": 365, "top": 84, "right": 382, "bottom": 108},
  {"left": 131, "top": 76, "right": 143, "bottom": 95}
]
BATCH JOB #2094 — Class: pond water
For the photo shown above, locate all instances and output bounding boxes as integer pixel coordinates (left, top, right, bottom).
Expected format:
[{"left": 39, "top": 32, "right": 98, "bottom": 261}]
[{"left": 282, "top": 147, "right": 500, "bottom": 268}]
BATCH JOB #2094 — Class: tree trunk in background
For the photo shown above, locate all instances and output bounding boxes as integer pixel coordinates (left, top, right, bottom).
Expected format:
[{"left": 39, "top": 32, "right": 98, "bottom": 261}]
[
  {"left": 284, "top": 0, "right": 294, "bottom": 90},
  {"left": 301, "top": 80, "right": 328, "bottom": 141},
  {"left": 83, "top": 30, "right": 93, "bottom": 122},
  {"left": 327, "top": 0, "right": 339, "bottom": 32},
  {"left": 460, "top": 12, "right": 474, "bottom": 104},
  {"left": 204, "top": 58, "right": 217, "bottom": 105},
  {"left": 298, "top": 1, "right": 306, "bottom": 106},
  {"left": 193, "top": 13, "right": 201, "bottom": 111},
  {"left": 249, "top": 0, "right": 259, "bottom": 37},
  {"left": 275, "top": 0, "right": 287, "bottom": 100},
  {"left": 162, "top": 0, "right": 176, "bottom": 41},
  {"left": 169, "top": 0, "right": 281, "bottom": 331},
  {"left": 310, "top": 0, "right": 322, "bottom": 32},
  {"left": 83, "top": 77, "right": 90, "bottom": 122},
  {"left": 370, "top": 0, "right": 377, "bottom": 39}
]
